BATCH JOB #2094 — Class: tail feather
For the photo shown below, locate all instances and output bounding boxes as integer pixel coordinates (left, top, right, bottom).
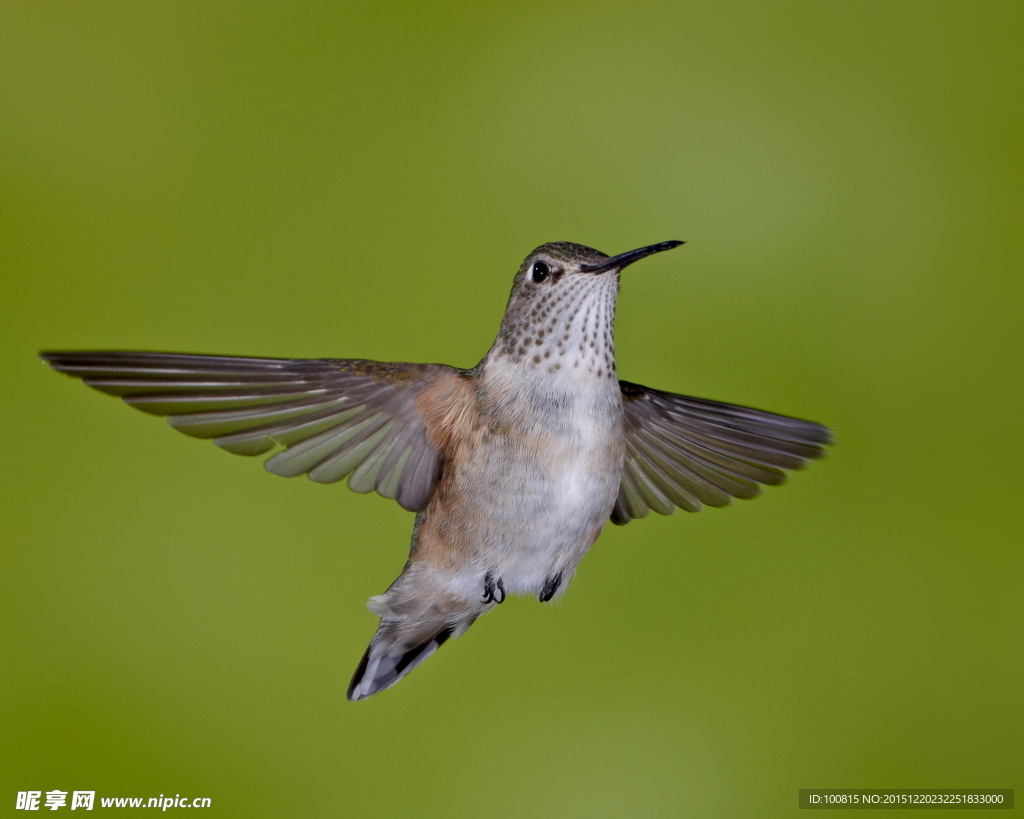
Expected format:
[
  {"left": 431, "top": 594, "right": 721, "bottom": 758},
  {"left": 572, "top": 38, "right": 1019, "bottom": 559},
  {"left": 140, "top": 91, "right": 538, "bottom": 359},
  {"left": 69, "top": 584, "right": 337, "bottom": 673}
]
[
  {"left": 349, "top": 567, "right": 486, "bottom": 701},
  {"left": 347, "top": 618, "right": 471, "bottom": 701}
]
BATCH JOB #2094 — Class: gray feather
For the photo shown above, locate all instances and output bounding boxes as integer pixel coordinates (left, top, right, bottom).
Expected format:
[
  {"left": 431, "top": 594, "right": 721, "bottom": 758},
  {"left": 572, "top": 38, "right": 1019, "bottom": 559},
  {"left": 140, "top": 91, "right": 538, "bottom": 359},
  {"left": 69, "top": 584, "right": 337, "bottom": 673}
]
[
  {"left": 614, "top": 380, "right": 832, "bottom": 523},
  {"left": 41, "top": 351, "right": 461, "bottom": 512}
]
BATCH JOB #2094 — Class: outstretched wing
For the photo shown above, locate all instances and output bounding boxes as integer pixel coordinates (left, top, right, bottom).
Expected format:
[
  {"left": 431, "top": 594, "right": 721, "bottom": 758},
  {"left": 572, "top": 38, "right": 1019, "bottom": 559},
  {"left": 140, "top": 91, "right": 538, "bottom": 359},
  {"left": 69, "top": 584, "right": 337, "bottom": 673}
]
[
  {"left": 41, "top": 351, "right": 467, "bottom": 512},
  {"left": 613, "top": 380, "right": 832, "bottom": 524}
]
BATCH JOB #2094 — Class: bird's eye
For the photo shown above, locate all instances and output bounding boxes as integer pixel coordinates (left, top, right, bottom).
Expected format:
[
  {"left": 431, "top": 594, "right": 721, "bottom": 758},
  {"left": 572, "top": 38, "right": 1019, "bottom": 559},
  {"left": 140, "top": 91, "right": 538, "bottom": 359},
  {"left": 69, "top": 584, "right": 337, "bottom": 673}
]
[{"left": 531, "top": 261, "right": 550, "bottom": 283}]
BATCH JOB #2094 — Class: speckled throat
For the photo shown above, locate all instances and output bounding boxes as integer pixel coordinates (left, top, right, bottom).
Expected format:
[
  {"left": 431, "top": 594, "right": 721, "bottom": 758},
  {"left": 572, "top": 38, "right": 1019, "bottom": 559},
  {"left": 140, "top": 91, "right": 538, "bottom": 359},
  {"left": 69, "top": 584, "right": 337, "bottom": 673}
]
[{"left": 487, "top": 242, "right": 621, "bottom": 383}]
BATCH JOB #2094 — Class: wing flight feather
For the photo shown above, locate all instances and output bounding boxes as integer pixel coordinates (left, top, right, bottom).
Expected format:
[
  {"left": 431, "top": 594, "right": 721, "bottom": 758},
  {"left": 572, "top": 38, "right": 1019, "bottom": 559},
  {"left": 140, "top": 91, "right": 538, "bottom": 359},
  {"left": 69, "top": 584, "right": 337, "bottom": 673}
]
[
  {"left": 41, "top": 351, "right": 465, "bottom": 512},
  {"left": 613, "top": 380, "right": 832, "bottom": 524}
]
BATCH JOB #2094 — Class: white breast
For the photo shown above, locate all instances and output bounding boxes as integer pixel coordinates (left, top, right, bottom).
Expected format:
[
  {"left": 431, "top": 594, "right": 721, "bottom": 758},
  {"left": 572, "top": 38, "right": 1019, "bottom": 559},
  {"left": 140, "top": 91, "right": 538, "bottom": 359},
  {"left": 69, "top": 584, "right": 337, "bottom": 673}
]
[{"left": 459, "top": 362, "right": 624, "bottom": 594}]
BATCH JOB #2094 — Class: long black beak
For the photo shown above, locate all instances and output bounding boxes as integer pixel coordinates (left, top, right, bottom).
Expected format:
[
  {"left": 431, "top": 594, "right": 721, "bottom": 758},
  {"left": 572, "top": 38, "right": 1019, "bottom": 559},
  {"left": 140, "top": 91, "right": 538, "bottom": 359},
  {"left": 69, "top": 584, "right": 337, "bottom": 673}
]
[{"left": 580, "top": 240, "right": 685, "bottom": 273}]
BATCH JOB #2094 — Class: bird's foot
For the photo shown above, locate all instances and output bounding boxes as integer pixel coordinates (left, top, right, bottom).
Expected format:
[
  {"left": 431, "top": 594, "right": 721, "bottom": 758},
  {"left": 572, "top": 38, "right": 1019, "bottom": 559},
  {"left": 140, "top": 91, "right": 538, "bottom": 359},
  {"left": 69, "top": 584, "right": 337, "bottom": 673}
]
[
  {"left": 482, "top": 571, "right": 505, "bottom": 604},
  {"left": 539, "top": 571, "right": 563, "bottom": 602}
]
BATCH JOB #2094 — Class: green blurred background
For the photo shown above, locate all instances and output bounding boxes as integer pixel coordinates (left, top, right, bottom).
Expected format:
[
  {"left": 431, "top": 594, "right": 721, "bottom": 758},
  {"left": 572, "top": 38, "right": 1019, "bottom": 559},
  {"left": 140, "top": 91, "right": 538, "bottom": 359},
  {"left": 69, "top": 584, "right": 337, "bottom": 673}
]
[{"left": 1, "top": 1, "right": 1020, "bottom": 816}]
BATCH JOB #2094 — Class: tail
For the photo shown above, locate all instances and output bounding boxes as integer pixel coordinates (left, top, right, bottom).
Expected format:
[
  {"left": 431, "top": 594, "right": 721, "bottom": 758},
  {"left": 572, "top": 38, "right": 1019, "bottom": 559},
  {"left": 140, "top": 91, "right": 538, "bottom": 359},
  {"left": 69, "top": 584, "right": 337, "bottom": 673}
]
[
  {"left": 348, "top": 561, "right": 490, "bottom": 701},
  {"left": 347, "top": 613, "right": 479, "bottom": 701}
]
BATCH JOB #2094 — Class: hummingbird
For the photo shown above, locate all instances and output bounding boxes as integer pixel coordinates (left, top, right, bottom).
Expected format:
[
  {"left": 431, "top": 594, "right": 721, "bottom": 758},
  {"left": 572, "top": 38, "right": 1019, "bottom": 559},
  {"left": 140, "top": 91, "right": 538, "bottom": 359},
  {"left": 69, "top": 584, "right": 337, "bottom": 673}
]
[{"left": 41, "top": 240, "right": 831, "bottom": 700}]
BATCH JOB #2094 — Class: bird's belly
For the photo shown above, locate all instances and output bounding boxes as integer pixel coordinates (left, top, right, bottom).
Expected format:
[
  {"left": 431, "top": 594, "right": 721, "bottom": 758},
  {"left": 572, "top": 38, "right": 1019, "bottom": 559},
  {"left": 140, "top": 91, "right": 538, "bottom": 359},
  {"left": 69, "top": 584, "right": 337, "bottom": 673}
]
[
  {"left": 433, "top": 419, "right": 624, "bottom": 596},
  {"left": 498, "top": 459, "right": 617, "bottom": 590}
]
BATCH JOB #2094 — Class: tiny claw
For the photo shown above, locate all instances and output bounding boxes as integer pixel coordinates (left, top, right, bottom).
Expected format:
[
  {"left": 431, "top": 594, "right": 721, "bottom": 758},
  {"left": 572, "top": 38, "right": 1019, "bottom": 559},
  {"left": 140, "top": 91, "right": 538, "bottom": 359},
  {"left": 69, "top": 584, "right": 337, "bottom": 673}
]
[
  {"left": 482, "top": 571, "right": 506, "bottom": 604},
  {"left": 539, "top": 571, "right": 563, "bottom": 603}
]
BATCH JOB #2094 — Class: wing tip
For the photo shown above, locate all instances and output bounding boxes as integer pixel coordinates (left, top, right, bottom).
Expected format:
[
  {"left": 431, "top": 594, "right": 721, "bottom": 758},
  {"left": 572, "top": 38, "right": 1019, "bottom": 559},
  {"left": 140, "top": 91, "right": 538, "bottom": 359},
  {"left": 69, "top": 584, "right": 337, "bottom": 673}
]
[{"left": 39, "top": 350, "right": 77, "bottom": 373}]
